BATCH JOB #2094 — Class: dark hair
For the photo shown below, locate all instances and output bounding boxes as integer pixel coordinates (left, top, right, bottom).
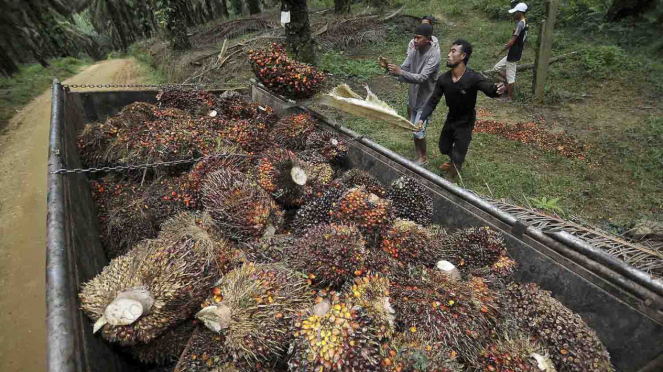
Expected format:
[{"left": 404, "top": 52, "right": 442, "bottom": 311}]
[
  {"left": 422, "top": 15, "right": 436, "bottom": 23},
  {"left": 452, "top": 39, "right": 473, "bottom": 65}
]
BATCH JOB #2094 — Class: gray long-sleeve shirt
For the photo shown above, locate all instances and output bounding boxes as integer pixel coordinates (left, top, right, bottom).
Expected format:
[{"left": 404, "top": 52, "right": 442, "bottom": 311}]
[{"left": 399, "top": 44, "right": 441, "bottom": 111}]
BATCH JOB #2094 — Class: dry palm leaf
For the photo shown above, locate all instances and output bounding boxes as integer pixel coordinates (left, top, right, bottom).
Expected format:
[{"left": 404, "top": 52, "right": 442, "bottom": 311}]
[{"left": 319, "top": 84, "right": 421, "bottom": 132}]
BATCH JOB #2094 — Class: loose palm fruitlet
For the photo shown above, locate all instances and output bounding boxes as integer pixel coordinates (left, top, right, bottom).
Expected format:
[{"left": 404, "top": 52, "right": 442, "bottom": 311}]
[
  {"left": 80, "top": 212, "right": 231, "bottom": 346},
  {"left": 304, "top": 130, "right": 349, "bottom": 164},
  {"left": 131, "top": 320, "right": 196, "bottom": 365},
  {"left": 500, "top": 283, "right": 614, "bottom": 372},
  {"left": 269, "top": 113, "right": 317, "bottom": 150},
  {"left": 381, "top": 220, "right": 436, "bottom": 267},
  {"left": 248, "top": 43, "right": 326, "bottom": 100},
  {"left": 432, "top": 226, "right": 508, "bottom": 275},
  {"left": 202, "top": 169, "right": 284, "bottom": 241},
  {"left": 332, "top": 186, "right": 394, "bottom": 246},
  {"left": 288, "top": 290, "right": 391, "bottom": 371},
  {"left": 386, "top": 176, "right": 433, "bottom": 226},
  {"left": 289, "top": 223, "right": 366, "bottom": 288},
  {"left": 194, "top": 263, "right": 312, "bottom": 369}
]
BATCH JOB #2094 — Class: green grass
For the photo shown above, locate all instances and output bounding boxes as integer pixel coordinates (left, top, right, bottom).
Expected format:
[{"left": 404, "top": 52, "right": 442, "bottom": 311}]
[{"left": 0, "top": 57, "right": 90, "bottom": 132}]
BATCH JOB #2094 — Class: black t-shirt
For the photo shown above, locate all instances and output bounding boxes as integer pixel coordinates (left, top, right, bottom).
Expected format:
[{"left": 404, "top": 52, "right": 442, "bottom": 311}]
[
  {"left": 420, "top": 68, "right": 500, "bottom": 127},
  {"left": 507, "top": 19, "right": 528, "bottom": 62}
]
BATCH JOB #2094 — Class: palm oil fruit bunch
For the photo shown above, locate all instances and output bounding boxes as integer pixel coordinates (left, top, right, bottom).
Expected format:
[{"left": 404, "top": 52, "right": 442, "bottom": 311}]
[
  {"left": 386, "top": 176, "right": 433, "bottom": 226},
  {"left": 254, "top": 148, "right": 312, "bottom": 207},
  {"left": 433, "top": 226, "right": 508, "bottom": 275},
  {"left": 91, "top": 177, "right": 195, "bottom": 259},
  {"left": 174, "top": 326, "right": 233, "bottom": 372},
  {"left": 289, "top": 223, "right": 366, "bottom": 288},
  {"left": 287, "top": 291, "right": 388, "bottom": 371},
  {"left": 381, "top": 219, "right": 436, "bottom": 267},
  {"left": 269, "top": 113, "right": 317, "bottom": 150},
  {"left": 500, "top": 283, "right": 613, "bottom": 372},
  {"left": 156, "top": 89, "right": 222, "bottom": 117},
  {"left": 472, "top": 334, "right": 553, "bottom": 372},
  {"left": 389, "top": 273, "right": 498, "bottom": 364},
  {"left": 131, "top": 320, "right": 196, "bottom": 365},
  {"left": 334, "top": 169, "right": 387, "bottom": 198},
  {"left": 220, "top": 95, "right": 279, "bottom": 128},
  {"left": 212, "top": 116, "right": 271, "bottom": 153},
  {"left": 248, "top": 43, "right": 326, "bottom": 100},
  {"left": 187, "top": 147, "right": 249, "bottom": 207},
  {"left": 344, "top": 275, "right": 395, "bottom": 331},
  {"left": 290, "top": 185, "right": 345, "bottom": 233},
  {"left": 80, "top": 212, "right": 230, "bottom": 346},
  {"left": 195, "top": 263, "right": 312, "bottom": 369},
  {"left": 240, "top": 235, "right": 294, "bottom": 264},
  {"left": 305, "top": 130, "right": 349, "bottom": 164},
  {"left": 202, "top": 169, "right": 284, "bottom": 241},
  {"left": 332, "top": 186, "right": 394, "bottom": 246},
  {"left": 381, "top": 334, "right": 464, "bottom": 372}
]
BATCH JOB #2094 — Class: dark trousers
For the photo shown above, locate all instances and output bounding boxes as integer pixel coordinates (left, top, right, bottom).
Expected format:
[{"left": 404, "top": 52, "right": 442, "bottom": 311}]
[{"left": 439, "top": 120, "right": 473, "bottom": 166}]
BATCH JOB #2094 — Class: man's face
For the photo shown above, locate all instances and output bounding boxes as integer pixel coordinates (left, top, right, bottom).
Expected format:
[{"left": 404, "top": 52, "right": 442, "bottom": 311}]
[
  {"left": 421, "top": 19, "right": 431, "bottom": 25},
  {"left": 446, "top": 44, "right": 465, "bottom": 68},
  {"left": 514, "top": 11, "right": 523, "bottom": 19},
  {"left": 413, "top": 35, "right": 429, "bottom": 50}
]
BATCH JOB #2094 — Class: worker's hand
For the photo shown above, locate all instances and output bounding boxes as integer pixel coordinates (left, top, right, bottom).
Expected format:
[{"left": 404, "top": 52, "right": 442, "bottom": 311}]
[
  {"left": 496, "top": 83, "right": 506, "bottom": 95},
  {"left": 415, "top": 120, "right": 424, "bottom": 129},
  {"left": 378, "top": 56, "right": 389, "bottom": 69},
  {"left": 494, "top": 50, "right": 502, "bottom": 58},
  {"left": 388, "top": 64, "right": 403, "bottom": 75}
]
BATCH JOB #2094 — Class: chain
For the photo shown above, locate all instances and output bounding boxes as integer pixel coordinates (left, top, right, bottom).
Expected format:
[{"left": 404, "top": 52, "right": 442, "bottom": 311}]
[
  {"left": 50, "top": 153, "right": 255, "bottom": 175},
  {"left": 60, "top": 83, "right": 243, "bottom": 89}
]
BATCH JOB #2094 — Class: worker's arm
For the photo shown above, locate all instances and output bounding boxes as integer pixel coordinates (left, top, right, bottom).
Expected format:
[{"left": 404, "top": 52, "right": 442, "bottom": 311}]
[
  {"left": 418, "top": 78, "right": 445, "bottom": 122},
  {"left": 475, "top": 72, "right": 505, "bottom": 98},
  {"left": 398, "top": 54, "right": 440, "bottom": 84}
]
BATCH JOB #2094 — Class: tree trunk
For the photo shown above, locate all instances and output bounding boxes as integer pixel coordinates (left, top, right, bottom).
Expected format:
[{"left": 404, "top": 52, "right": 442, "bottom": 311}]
[
  {"left": 231, "top": 0, "right": 249, "bottom": 16},
  {"left": 334, "top": 0, "right": 351, "bottom": 14},
  {"left": 218, "top": 0, "right": 230, "bottom": 18},
  {"left": 165, "top": 0, "right": 192, "bottom": 50},
  {"left": 247, "top": 0, "right": 261, "bottom": 14},
  {"left": 282, "top": 0, "right": 316, "bottom": 64},
  {"left": 0, "top": 45, "right": 20, "bottom": 77}
]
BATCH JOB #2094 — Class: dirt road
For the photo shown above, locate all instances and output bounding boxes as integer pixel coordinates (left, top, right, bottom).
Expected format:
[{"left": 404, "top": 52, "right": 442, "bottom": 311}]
[{"left": 0, "top": 59, "right": 145, "bottom": 372}]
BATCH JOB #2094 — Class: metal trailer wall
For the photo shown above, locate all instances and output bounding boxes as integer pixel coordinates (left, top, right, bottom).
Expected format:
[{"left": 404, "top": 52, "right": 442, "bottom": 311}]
[{"left": 46, "top": 81, "right": 663, "bottom": 372}]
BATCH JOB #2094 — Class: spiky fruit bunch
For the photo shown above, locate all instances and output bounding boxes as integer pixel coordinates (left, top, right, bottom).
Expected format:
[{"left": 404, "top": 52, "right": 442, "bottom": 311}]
[
  {"left": 288, "top": 292, "right": 389, "bottom": 371},
  {"left": 305, "top": 130, "right": 349, "bottom": 164},
  {"left": 332, "top": 186, "right": 394, "bottom": 245},
  {"left": 91, "top": 177, "right": 196, "bottom": 258},
  {"left": 334, "top": 169, "right": 387, "bottom": 198},
  {"left": 195, "top": 263, "right": 312, "bottom": 368},
  {"left": 381, "top": 220, "right": 436, "bottom": 266},
  {"left": 389, "top": 272, "right": 499, "bottom": 363},
  {"left": 269, "top": 113, "right": 317, "bottom": 150},
  {"left": 131, "top": 320, "right": 196, "bottom": 365},
  {"left": 472, "top": 335, "right": 550, "bottom": 372},
  {"left": 77, "top": 102, "right": 159, "bottom": 168},
  {"left": 240, "top": 235, "right": 294, "bottom": 264},
  {"left": 289, "top": 224, "right": 366, "bottom": 288},
  {"left": 381, "top": 335, "right": 464, "bottom": 372},
  {"left": 386, "top": 176, "right": 433, "bottom": 226},
  {"left": 344, "top": 276, "right": 395, "bottom": 331},
  {"left": 500, "top": 283, "right": 613, "bottom": 372},
  {"left": 187, "top": 148, "right": 250, "bottom": 206},
  {"left": 202, "top": 169, "right": 284, "bottom": 241},
  {"left": 248, "top": 43, "right": 326, "bottom": 100},
  {"left": 254, "top": 148, "right": 313, "bottom": 207},
  {"left": 433, "top": 227, "right": 507, "bottom": 274},
  {"left": 80, "top": 212, "right": 230, "bottom": 346},
  {"left": 291, "top": 185, "right": 345, "bottom": 233},
  {"left": 220, "top": 96, "right": 279, "bottom": 127},
  {"left": 156, "top": 89, "right": 222, "bottom": 117},
  {"left": 217, "top": 116, "right": 272, "bottom": 153},
  {"left": 174, "top": 326, "right": 232, "bottom": 372}
]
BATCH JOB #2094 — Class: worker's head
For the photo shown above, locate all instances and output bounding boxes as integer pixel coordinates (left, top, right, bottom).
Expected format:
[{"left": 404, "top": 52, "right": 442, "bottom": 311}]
[
  {"left": 508, "top": 3, "right": 528, "bottom": 19},
  {"left": 413, "top": 24, "right": 433, "bottom": 50},
  {"left": 421, "top": 15, "right": 435, "bottom": 26},
  {"left": 447, "top": 39, "right": 472, "bottom": 68}
]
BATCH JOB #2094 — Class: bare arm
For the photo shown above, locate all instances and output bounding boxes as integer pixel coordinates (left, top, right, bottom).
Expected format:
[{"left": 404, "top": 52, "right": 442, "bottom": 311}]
[{"left": 419, "top": 78, "right": 445, "bottom": 121}]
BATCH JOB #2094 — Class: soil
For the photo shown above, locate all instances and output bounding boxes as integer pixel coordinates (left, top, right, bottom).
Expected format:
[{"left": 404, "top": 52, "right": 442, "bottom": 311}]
[{"left": 0, "top": 58, "right": 145, "bottom": 372}]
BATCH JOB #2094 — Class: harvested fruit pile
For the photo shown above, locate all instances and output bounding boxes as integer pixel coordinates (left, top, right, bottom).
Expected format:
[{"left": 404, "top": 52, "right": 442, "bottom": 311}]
[
  {"left": 474, "top": 118, "right": 590, "bottom": 160},
  {"left": 77, "top": 89, "right": 614, "bottom": 372},
  {"left": 249, "top": 43, "right": 326, "bottom": 100}
]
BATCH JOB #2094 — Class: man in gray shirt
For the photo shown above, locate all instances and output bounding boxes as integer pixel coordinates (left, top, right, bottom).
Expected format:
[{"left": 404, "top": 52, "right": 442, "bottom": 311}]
[{"left": 387, "top": 23, "right": 441, "bottom": 165}]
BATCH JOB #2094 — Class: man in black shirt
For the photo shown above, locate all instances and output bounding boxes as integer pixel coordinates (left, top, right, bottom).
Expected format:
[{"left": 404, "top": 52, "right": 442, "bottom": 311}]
[
  {"left": 417, "top": 39, "right": 506, "bottom": 181},
  {"left": 493, "top": 2, "right": 528, "bottom": 100}
]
